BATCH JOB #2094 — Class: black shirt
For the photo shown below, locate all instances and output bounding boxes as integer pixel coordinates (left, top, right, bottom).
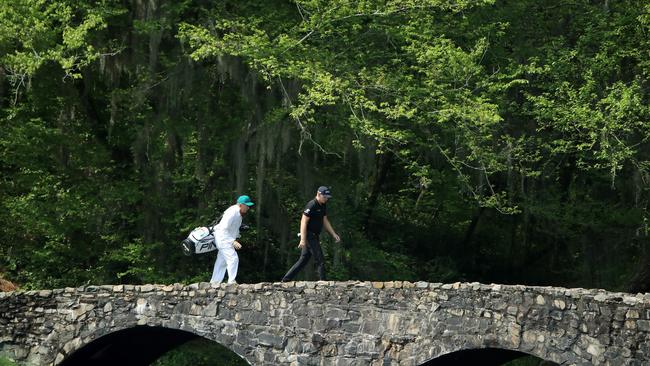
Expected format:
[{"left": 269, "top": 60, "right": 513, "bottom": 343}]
[{"left": 303, "top": 199, "right": 327, "bottom": 235}]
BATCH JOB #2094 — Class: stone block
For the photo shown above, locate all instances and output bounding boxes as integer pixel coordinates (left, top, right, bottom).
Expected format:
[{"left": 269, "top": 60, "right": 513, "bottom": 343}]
[
  {"left": 258, "top": 332, "right": 286, "bottom": 349},
  {"left": 637, "top": 320, "right": 650, "bottom": 332}
]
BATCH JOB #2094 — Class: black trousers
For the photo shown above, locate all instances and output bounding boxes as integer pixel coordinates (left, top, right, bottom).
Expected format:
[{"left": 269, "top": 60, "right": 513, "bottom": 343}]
[{"left": 282, "top": 232, "right": 325, "bottom": 281}]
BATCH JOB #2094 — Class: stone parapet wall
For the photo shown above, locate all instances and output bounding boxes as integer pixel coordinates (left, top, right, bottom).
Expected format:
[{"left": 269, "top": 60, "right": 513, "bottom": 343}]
[{"left": 1, "top": 281, "right": 650, "bottom": 365}]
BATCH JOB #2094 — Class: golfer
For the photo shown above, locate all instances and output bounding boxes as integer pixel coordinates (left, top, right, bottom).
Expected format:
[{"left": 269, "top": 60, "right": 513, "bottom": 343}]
[{"left": 282, "top": 186, "right": 341, "bottom": 281}]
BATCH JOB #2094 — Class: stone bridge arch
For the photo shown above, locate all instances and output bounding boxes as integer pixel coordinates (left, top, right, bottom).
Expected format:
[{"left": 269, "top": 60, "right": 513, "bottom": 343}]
[
  {"left": 59, "top": 326, "right": 214, "bottom": 365},
  {"left": 1, "top": 281, "right": 649, "bottom": 365}
]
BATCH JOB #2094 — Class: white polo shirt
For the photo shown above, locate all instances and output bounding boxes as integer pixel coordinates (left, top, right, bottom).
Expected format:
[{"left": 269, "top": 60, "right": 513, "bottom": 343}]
[{"left": 214, "top": 205, "right": 242, "bottom": 248}]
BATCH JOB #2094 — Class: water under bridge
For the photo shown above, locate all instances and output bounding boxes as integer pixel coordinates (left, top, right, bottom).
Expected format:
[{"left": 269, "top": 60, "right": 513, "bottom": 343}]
[{"left": 1, "top": 281, "right": 649, "bottom": 365}]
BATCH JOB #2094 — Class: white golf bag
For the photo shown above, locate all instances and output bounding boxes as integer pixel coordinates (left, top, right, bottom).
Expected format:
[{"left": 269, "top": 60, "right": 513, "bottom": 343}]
[
  {"left": 180, "top": 210, "right": 249, "bottom": 256},
  {"left": 181, "top": 226, "right": 217, "bottom": 256}
]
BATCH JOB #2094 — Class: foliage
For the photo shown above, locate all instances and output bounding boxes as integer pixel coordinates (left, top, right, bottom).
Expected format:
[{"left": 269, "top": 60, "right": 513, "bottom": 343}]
[
  {"left": 504, "top": 356, "right": 547, "bottom": 366},
  {"left": 0, "top": 0, "right": 124, "bottom": 83},
  {"left": 0, "top": 357, "right": 17, "bottom": 366},
  {"left": 0, "top": 0, "right": 648, "bottom": 298},
  {"left": 152, "top": 338, "right": 247, "bottom": 366}
]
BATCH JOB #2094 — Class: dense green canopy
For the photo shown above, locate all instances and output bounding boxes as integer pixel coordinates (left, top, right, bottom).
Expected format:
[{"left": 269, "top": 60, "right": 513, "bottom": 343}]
[{"left": 1, "top": 0, "right": 649, "bottom": 294}]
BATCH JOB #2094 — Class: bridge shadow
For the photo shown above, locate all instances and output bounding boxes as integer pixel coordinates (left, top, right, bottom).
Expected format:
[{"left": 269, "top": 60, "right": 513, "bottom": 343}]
[
  {"left": 58, "top": 326, "right": 245, "bottom": 366},
  {"left": 422, "top": 348, "right": 558, "bottom": 366}
]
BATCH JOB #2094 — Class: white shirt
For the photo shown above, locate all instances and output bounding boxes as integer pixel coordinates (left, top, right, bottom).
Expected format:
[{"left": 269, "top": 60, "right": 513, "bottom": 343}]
[{"left": 214, "top": 205, "right": 242, "bottom": 248}]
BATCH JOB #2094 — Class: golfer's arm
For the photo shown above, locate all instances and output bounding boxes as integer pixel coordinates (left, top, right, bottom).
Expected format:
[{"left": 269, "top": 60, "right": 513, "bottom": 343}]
[
  {"left": 323, "top": 216, "right": 336, "bottom": 236},
  {"left": 300, "top": 214, "right": 309, "bottom": 241}
]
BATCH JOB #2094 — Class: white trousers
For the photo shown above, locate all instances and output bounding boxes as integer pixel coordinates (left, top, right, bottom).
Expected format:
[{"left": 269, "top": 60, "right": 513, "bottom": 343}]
[{"left": 210, "top": 244, "right": 239, "bottom": 284}]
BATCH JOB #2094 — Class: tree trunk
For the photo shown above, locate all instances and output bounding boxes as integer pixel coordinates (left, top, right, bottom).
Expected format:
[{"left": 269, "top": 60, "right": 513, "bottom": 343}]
[
  {"left": 461, "top": 207, "right": 486, "bottom": 271},
  {"left": 256, "top": 143, "right": 268, "bottom": 276},
  {"left": 628, "top": 167, "right": 650, "bottom": 293},
  {"left": 363, "top": 152, "right": 393, "bottom": 229}
]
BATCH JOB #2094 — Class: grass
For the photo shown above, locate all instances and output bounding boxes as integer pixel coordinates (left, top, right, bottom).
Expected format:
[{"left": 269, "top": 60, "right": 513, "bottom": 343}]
[{"left": 0, "top": 358, "right": 17, "bottom": 366}]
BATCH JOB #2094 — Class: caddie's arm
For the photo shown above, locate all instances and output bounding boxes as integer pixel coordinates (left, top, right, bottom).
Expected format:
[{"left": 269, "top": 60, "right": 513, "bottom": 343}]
[{"left": 223, "top": 209, "right": 241, "bottom": 249}]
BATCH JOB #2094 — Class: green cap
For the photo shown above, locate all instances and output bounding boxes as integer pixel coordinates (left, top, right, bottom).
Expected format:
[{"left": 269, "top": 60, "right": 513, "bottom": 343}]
[{"left": 237, "top": 195, "right": 254, "bottom": 206}]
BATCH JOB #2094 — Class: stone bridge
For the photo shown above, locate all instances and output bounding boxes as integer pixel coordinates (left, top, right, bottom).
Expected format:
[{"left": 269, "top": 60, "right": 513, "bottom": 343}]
[{"left": 1, "top": 281, "right": 650, "bottom": 365}]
